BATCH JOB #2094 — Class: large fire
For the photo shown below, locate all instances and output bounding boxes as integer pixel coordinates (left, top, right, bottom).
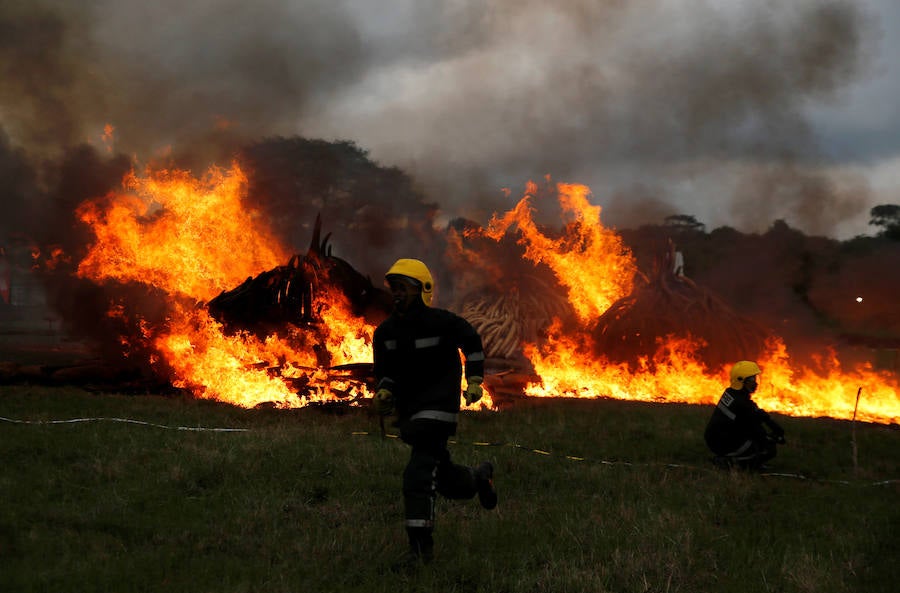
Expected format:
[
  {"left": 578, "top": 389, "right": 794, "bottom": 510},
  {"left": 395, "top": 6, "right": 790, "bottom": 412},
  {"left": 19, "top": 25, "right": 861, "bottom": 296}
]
[
  {"left": 484, "top": 180, "right": 636, "bottom": 322},
  {"left": 73, "top": 165, "right": 899, "bottom": 424},
  {"left": 76, "top": 164, "right": 376, "bottom": 408},
  {"left": 523, "top": 325, "right": 897, "bottom": 425}
]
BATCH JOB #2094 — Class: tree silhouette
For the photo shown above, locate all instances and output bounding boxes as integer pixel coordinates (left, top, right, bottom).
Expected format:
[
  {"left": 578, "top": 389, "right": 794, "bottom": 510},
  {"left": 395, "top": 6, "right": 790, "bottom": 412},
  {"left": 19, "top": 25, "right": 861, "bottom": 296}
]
[
  {"left": 235, "top": 136, "right": 441, "bottom": 273},
  {"left": 664, "top": 214, "right": 706, "bottom": 233},
  {"left": 869, "top": 204, "right": 900, "bottom": 240}
]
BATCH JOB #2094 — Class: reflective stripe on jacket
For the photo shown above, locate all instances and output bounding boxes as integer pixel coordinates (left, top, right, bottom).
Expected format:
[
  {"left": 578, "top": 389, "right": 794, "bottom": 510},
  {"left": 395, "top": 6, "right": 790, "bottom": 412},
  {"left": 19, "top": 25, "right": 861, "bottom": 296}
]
[{"left": 373, "top": 304, "right": 484, "bottom": 420}]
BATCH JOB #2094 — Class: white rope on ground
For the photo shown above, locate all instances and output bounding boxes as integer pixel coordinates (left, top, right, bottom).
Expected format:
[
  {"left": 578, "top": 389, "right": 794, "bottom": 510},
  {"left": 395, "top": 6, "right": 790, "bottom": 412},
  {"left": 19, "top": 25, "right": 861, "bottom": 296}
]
[
  {"left": 353, "top": 430, "right": 900, "bottom": 487},
  {"left": 4, "top": 418, "right": 896, "bottom": 487},
  {"left": 0, "top": 416, "right": 249, "bottom": 432}
]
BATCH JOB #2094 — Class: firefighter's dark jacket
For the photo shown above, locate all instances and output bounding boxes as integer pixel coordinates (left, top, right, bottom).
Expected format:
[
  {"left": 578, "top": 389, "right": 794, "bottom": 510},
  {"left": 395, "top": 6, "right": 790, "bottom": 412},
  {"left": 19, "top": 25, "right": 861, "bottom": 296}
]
[
  {"left": 705, "top": 387, "right": 783, "bottom": 454},
  {"left": 373, "top": 301, "right": 484, "bottom": 423}
]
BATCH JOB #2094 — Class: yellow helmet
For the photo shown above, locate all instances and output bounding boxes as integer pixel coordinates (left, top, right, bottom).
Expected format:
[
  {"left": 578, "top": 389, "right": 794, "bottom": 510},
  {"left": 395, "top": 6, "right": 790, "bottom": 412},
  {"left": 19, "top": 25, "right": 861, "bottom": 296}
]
[
  {"left": 385, "top": 258, "right": 434, "bottom": 306},
  {"left": 730, "top": 360, "right": 761, "bottom": 390}
]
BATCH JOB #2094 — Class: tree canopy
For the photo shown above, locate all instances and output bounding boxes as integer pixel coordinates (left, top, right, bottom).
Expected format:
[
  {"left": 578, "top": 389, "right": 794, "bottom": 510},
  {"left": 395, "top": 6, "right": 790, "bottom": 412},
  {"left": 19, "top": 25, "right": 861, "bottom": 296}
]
[
  {"left": 663, "top": 214, "right": 706, "bottom": 233},
  {"left": 869, "top": 204, "right": 900, "bottom": 240}
]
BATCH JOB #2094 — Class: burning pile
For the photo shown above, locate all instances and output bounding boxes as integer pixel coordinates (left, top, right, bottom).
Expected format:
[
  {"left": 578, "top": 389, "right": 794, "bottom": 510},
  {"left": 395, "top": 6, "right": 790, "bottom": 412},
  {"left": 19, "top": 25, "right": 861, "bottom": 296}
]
[
  {"left": 71, "top": 164, "right": 382, "bottom": 407},
  {"left": 447, "top": 181, "right": 635, "bottom": 363},
  {"left": 455, "top": 273, "right": 570, "bottom": 361},
  {"left": 592, "top": 239, "right": 771, "bottom": 370},
  {"left": 447, "top": 181, "right": 898, "bottom": 424},
  {"left": 207, "top": 214, "right": 392, "bottom": 343},
  {"left": 6, "top": 162, "right": 896, "bottom": 425}
]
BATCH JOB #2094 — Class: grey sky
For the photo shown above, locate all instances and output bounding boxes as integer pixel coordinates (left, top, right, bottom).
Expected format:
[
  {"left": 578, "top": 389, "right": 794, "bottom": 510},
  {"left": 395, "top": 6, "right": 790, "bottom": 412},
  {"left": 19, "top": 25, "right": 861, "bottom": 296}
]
[{"left": 2, "top": 0, "right": 898, "bottom": 239}]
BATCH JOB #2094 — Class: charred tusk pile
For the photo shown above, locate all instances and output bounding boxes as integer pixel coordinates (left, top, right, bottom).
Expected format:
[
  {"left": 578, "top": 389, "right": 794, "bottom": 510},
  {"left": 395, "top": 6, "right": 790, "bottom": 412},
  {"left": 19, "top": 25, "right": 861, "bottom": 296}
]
[
  {"left": 207, "top": 214, "right": 392, "bottom": 344},
  {"left": 592, "top": 242, "right": 771, "bottom": 370},
  {"left": 199, "top": 214, "right": 389, "bottom": 401},
  {"left": 0, "top": 215, "right": 390, "bottom": 399}
]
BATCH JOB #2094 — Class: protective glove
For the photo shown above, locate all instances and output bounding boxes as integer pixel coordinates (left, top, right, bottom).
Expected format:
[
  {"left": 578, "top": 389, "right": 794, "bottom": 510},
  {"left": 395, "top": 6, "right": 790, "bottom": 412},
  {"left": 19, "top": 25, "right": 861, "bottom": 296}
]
[
  {"left": 768, "top": 422, "right": 786, "bottom": 445},
  {"left": 464, "top": 376, "right": 484, "bottom": 405},
  {"left": 765, "top": 431, "right": 786, "bottom": 446},
  {"left": 373, "top": 388, "right": 394, "bottom": 416}
]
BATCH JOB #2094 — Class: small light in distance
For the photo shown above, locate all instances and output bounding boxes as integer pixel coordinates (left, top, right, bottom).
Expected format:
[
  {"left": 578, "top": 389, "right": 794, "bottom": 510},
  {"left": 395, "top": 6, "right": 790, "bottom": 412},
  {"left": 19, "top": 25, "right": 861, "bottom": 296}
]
[{"left": 856, "top": 296, "right": 863, "bottom": 303}]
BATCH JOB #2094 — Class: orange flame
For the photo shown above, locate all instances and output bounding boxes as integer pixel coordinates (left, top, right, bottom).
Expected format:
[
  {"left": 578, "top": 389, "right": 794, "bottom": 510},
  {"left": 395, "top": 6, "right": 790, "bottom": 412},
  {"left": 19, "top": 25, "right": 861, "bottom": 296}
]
[
  {"left": 101, "top": 124, "right": 115, "bottom": 153},
  {"left": 74, "top": 166, "right": 898, "bottom": 423},
  {"left": 77, "top": 165, "right": 286, "bottom": 299},
  {"left": 317, "top": 284, "right": 378, "bottom": 367},
  {"left": 76, "top": 164, "right": 378, "bottom": 408},
  {"left": 484, "top": 181, "right": 636, "bottom": 321},
  {"left": 524, "top": 323, "right": 898, "bottom": 424},
  {"left": 479, "top": 182, "right": 899, "bottom": 425},
  {"left": 156, "top": 304, "right": 329, "bottom": 408}
]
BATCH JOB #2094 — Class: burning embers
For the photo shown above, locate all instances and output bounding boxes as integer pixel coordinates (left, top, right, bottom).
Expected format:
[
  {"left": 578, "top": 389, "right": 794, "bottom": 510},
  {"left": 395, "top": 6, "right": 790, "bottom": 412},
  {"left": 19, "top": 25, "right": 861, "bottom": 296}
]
[
  {"left": 62, "top": 165, "right": 898, "bottom": 423},
  {"left": 73, "top": 164, "right": 381, "bottom": 408}
]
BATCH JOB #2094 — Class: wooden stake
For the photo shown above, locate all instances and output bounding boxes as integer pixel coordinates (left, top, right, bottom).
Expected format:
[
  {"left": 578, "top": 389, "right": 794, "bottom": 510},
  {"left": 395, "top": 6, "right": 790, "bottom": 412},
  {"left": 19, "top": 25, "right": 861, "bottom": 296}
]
[{"left": 851, "top": 386, "right": 862, "bottom": 474}]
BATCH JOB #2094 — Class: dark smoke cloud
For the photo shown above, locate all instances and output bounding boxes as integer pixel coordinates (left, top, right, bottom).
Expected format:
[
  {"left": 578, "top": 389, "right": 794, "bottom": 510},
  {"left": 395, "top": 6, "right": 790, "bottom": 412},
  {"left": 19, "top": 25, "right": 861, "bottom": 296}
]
[
  {"left": 0, "top": 2, "right": 95, "bottom": 151},
  {"left": 1, "top": 0, "right": 897, "bottom": 377},
  {"left": 0, "top": 0, "right": 883, "bottom": 241},
  {"left": 302, "top": 0, "right": 876, "bottom": 234},
  {"left": 0, "top": 129, "right": 39, "bottom": 239},
  {"left": 1, "top": 0, "right": 368, "bottom": 164},
  {"left": 603, "top": 184, "right": 672, "bottom": 230},
  {"left": 730, "top": 162, "right": 869, "bottom": 237}
]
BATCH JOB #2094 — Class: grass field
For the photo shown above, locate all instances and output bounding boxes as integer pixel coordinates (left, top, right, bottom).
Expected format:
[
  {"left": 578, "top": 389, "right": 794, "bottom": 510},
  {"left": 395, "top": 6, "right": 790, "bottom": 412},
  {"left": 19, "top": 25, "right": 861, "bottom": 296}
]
[{"left": 1, "top": 385, "right": 897, "bottom": 593}]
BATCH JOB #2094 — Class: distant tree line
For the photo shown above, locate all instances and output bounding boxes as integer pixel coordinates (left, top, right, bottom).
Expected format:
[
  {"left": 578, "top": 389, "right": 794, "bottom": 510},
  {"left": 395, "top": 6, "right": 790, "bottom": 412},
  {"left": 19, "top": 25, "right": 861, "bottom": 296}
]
[
  {"left": 620, "top": 207, "right": 900, "bottom": 354},
  {"left": 869, "top": 204, "right": 900, "bottom": 240}
]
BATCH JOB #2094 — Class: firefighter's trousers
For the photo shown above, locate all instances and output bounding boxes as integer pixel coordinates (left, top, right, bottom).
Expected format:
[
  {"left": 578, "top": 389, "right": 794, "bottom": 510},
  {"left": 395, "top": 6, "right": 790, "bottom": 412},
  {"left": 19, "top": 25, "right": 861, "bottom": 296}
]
[
  {"left": 718, "top": 436, "right": 777, "bottom": 470},
  {"left": 400, "top": 419, "right": 477, "bottom": 551}
]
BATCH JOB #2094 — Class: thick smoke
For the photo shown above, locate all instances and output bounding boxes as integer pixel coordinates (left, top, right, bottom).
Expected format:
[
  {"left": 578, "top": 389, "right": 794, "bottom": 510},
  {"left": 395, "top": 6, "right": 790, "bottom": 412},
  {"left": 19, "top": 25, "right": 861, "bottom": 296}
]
[
  {"left": 301, "top": 0, "right": 876, "bottom": 234},
  {"left": 1, "top": 0, "right": 370, "bottom": 165},
  {"left": 0, "top": 0, "right": 886, "bottom": 247},
  {"left": 2, "top": 0, "right": 897, "bottom": 378}
]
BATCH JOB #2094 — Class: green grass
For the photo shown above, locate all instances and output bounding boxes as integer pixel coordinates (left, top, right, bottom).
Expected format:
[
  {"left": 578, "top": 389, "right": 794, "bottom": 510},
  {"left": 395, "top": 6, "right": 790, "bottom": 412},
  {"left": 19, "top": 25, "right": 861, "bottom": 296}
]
[{"left": 1, "top": 386, "right": 897, "bottom": 593}]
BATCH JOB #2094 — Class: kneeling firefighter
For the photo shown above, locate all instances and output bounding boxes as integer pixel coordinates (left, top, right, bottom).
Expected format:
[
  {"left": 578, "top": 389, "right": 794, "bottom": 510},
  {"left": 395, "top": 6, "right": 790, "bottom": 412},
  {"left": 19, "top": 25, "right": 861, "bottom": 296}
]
[
  {"left": 704, "top": 361, "right": 786, "bottom": 470},
  {"left": 372, "top": 258, "right": 497, "bottom": 566}
]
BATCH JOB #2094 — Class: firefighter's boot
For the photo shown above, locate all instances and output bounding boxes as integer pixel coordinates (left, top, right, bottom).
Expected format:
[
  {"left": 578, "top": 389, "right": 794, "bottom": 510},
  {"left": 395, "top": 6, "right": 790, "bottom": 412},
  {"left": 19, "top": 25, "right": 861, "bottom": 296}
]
[
  {"left": 711, "top": 455, "right": 733, "bottom": 470},
  {"left": 408, "top": 526, "right": 434, "bottom": 562},
  {"left": 474, "top": 461, "right": 497, "bottom": 510},
  {"left": 391, "top": 526, "right": 433, "bottom": 572}
]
